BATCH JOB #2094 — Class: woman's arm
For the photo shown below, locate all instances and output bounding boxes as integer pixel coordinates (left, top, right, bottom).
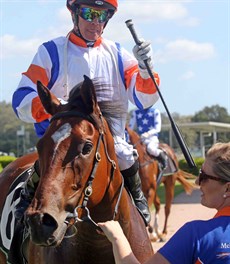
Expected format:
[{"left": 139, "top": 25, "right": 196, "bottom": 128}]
[
  {"left": 98, "top": 221, "right": 140, "bottom": 264},
  {"left": 98, "top": 220, "right": 170, "bottom": 264}
]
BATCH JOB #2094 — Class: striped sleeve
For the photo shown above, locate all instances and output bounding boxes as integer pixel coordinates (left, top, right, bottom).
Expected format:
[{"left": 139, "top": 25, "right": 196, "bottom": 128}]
[
  {"left": 12, "top": 40, "right": 59, "bottom": 123},
  {"left": 121, "top": 46, "right": 160, "bottom": 110}
]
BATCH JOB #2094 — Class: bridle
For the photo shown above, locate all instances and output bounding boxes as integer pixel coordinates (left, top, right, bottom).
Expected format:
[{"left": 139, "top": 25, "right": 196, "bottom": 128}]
[{"left": 50, "top": 110, "right": 124, "bottom": 230}]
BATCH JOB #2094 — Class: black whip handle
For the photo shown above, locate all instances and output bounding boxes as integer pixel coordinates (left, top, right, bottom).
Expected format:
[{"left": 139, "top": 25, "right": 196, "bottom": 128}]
[{"left": 125, "top": 19, "right": 196, "bottom": 168}]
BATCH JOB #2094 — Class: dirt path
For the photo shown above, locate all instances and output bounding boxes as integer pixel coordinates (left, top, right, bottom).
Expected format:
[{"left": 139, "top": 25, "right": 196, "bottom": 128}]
[{"left": 151, "top": 188, "right": 216, "bottom": 252}]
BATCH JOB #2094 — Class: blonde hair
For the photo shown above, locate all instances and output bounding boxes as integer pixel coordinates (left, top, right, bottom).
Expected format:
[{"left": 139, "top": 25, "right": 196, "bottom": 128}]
[{"left": 206, "top": 142, "right": 230, "bottom": 182}]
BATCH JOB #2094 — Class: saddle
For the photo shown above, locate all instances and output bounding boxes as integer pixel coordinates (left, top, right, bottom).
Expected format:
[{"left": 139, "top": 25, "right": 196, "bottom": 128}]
[{"left": 146, "top": 149, "right": 178, "bottom": 186}]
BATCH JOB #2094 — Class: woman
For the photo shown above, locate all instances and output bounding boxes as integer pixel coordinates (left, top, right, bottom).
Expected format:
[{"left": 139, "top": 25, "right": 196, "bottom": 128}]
[{"left": 98, "top": 142, "right": 230, "bottom": 264}]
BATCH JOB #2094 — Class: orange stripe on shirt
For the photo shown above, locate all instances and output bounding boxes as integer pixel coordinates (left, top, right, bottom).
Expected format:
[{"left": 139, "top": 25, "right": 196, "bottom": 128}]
[
  {"left": 32, "top": 96, "right": 51, "bottom": 123},
  {"left": 214, "top": 206, "right": 230, "bottom": 218},
  {"left": 194, "top": 206, "right": 230, "bottom": 264},
  {"left": 125, "top": 65, "right": 139, "bottom": 89},
  {"left": 69, "top": 32, "right": 102, "bottom": 48},
  {"left": 136, "top": 72, "right": 160, "bottom": 94},
  {"left": 23, "top": 64, "right": 49, "bottom": 86},
  {"left": 125, "top": 65, "right": 160, "bottom": 94}
]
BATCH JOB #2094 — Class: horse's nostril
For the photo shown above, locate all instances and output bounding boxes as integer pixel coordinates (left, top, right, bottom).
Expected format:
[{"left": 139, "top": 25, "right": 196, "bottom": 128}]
[{"left": 43, "top": 213, "right": 58, "bottom": 228}]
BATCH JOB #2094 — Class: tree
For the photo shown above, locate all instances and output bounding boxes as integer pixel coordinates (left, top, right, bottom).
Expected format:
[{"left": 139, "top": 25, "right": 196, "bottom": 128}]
[
  {"left": 1, "top": 101, "right": 230, "bottom": 157},
  {"left": 0, "top": 101, "right": 37, "bottom": 155},
  {"left": 191, "top": 105, "right": 230, "bottom": 123}
]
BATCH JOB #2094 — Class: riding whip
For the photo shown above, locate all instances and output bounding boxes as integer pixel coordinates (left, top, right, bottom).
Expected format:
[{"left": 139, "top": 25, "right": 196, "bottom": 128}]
[{"left": 125, "top": 19, "right": 196, "bottom": 168}]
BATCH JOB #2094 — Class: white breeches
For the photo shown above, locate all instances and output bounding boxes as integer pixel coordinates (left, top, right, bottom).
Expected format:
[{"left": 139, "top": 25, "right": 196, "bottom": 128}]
[
  {"left": 142, "top": 136, "right": 160, "bottom": 157},
  {"left": 114, "top": 136, "right": 138, "bottom": 171}
]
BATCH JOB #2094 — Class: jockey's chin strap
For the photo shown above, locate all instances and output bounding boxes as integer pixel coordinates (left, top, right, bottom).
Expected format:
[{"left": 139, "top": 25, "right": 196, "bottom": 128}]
[{"left": 51, "top": 111, "right": 124, "bottom": 231}]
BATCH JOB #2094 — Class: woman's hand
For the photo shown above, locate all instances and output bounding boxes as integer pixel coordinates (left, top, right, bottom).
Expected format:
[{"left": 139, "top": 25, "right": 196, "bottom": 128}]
[{"left": 97, "top": 220, "right": 124, "bottom": 243}]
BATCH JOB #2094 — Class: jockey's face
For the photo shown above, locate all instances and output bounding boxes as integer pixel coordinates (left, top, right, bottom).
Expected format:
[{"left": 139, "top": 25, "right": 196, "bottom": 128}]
[{"left": 76, "top": 5, "right": 109, "bottom": 41}]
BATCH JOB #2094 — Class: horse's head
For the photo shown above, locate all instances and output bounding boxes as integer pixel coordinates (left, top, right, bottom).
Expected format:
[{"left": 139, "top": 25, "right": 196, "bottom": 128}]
[{"left": 25, "top": 76, "right": 120, "bottom": 247}]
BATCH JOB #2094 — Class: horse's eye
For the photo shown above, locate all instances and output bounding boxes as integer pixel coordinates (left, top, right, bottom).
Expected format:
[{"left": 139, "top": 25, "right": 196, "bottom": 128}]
[{"left": 82, "top": 142, "right": 93, "bottom": 155}]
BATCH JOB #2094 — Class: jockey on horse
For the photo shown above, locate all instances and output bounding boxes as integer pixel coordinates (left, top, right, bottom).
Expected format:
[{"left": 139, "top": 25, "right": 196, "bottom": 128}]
[
  {"left": 12, "top": 0, "right": 161, "bottom": 226},
  {"left": 129, "top": 107, "right": 168, "bottom": 170}
]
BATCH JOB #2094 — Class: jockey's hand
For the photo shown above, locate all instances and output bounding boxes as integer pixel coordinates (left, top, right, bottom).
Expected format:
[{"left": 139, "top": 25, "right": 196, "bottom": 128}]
[
  {"left": 58, "top": 98, "right": 68, "bottom": 105},
  {"left": 141, "top": 132, "right": 150, "bottom": 141},
  {"left": 133, "top": 39, "right": 153, "bottom": 78}
]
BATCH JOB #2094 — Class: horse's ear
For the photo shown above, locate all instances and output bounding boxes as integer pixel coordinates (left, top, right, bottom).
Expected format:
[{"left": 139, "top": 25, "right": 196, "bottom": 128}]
[
  {"left": 80, "top": 75, "right": 99, "bottom": 115},
  {"left": 37, "top": 81, "right": 62, "bottom": 115}
]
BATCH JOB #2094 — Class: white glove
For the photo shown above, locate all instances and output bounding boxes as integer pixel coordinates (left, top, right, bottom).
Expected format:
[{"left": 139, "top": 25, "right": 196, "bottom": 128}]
[
  {"left": 141, "top": 132, "right": 150, "bottom": 141},
  {"left": 58, "top": 98, "right": 68, "bottom": 105},
  {"left": 133, "top": 39, "right": 154, "bottom": 75}
]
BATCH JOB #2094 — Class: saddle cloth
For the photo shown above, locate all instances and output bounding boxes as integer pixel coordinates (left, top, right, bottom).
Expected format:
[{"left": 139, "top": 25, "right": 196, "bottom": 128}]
[
  {"left": 162, "top": 154, "right": 178, "bottom": 176},
  {"left": 146, "top": 150, "right": 178, "bottom": 186},
  {"left": 0, "top": 167, "right": 33, "bottom": 255}
]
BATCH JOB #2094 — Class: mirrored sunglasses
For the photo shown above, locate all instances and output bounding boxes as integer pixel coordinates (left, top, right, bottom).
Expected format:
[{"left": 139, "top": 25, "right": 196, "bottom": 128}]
[
  {"left": 79, "top": 7, "right": 109, "bottom": 23},
  {"left": 198, "top": 169, "right": 228, "bottom": 185}
]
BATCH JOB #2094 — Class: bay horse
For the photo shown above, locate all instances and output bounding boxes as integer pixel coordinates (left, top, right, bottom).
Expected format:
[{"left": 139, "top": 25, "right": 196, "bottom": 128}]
[
  {"left": 126, "top": 126, "right": 195, "bottom": 242},
  {"left": 0, "top": 76, "right": 153, "bottom": 264}
]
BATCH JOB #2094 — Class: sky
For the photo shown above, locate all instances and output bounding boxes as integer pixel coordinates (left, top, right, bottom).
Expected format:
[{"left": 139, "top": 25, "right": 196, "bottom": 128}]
[{"left": 0, "top": 0, "right": 229, "bottom": 116}]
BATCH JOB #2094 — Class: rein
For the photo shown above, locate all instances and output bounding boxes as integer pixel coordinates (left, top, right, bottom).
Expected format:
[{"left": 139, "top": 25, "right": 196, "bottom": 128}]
[{"left": 50, "top": 110, "right": 124, "bottom": 230}]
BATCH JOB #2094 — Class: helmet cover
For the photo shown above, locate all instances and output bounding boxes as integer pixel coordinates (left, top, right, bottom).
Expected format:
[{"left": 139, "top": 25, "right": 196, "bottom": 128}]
[{"left": 67, "top": 0, "right": 118, "bottom": 12}]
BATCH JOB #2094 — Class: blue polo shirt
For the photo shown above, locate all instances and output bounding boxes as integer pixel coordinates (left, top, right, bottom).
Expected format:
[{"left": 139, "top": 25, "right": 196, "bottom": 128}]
[{"left": 159, "top": 206, "right": 230, "bottom": 264}]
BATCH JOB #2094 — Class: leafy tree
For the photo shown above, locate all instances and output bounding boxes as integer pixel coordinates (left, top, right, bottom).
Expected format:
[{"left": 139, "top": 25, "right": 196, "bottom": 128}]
[
  {"left": 0, "top": 101, "right": 37, "bottom": 156},
  {"left": 191, "top": 105, "right": 230, "bottom": 123}
]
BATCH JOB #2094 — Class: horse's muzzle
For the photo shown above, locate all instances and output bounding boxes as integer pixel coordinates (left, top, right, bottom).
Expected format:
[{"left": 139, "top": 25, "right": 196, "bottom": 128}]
[{"left": 25, "top": 212, "right": 68, "bottom": 246}]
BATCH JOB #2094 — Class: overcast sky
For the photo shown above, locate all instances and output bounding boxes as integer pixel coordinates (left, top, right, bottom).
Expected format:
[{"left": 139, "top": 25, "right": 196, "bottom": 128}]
[{"left": 0, "top": 0, "right": 229, "bottom": 116}]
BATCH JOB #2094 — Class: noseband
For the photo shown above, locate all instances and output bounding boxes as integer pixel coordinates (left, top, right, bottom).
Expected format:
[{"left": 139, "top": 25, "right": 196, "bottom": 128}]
[{"left": 50, "top": 110, "right": 124, "bottom": 230}]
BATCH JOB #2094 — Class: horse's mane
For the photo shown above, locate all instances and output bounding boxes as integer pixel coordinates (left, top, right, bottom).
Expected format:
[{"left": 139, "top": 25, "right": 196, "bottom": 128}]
[{"left": 68, "top": 78, "right": 125, "bottom": 136}]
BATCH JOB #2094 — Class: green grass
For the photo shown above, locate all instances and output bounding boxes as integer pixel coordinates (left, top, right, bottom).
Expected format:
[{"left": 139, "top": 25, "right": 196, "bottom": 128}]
[{"left": 156, "top": 181, "right": 185, "bottom": 204}]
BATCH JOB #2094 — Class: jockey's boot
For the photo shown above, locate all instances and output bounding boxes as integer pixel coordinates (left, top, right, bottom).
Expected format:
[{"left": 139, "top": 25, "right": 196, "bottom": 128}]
[
  {"left": 121, "top": 161, "right": 151, "bottom": 226},
  {"left": 157, "top": 150, "right": 168, "bottom": 170},
  {"left": 14, "top": 160, "right": 40, "bottom": 223}
]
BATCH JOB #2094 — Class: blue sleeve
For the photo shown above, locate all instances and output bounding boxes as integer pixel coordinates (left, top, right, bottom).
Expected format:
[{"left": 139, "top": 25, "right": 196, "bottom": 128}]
[
  {"left": 34, "top": 119, "right": 50, "bottom": 138},
  {"left": 158, "top": 222, "right": 197, "bottom": 264}
]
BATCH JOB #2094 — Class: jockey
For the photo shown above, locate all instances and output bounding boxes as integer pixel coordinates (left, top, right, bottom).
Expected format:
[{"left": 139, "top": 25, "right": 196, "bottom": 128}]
[
  {"left": 129, "top": 107, "right": 168, "bottom": 169},
  {"left": 12, "top": 0, "right": 161, "bottom": 226}
]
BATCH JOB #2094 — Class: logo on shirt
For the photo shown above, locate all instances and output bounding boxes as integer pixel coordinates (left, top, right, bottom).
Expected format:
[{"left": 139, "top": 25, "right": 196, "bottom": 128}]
[
  {"left": 216, "top": 243, "right": 230, "bottom": 259},
  {"left": 221, "top": 243, "right": 230, "bottom": 248}
]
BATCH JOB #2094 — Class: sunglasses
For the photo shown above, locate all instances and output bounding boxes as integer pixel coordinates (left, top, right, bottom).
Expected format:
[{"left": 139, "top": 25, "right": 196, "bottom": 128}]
[
  {"left": 78, "top": 7, "right": 109, "bottom": 23},
  {"left": 198, "top": 169, "right": 228, "bottom": 185}
]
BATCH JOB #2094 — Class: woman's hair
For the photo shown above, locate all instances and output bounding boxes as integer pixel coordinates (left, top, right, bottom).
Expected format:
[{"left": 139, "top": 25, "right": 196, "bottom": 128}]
[{"left": 206, "top": 142, "right": 230, "bottom": 182}]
